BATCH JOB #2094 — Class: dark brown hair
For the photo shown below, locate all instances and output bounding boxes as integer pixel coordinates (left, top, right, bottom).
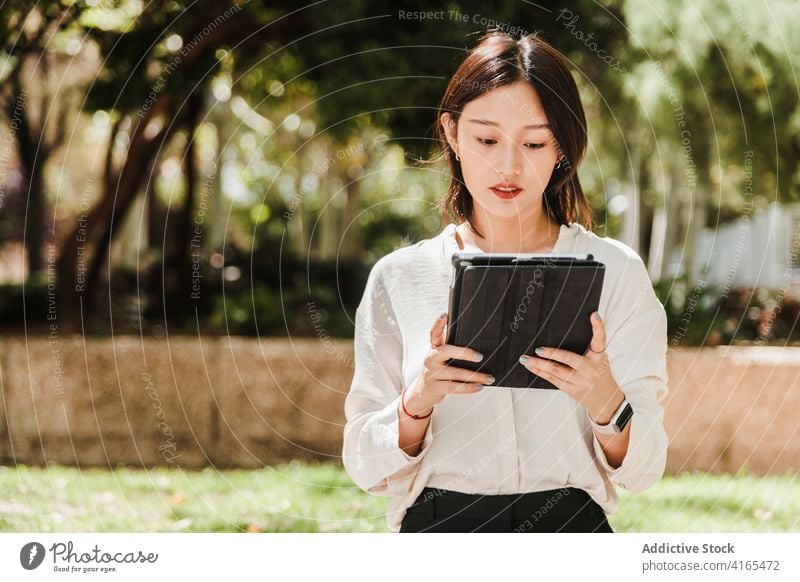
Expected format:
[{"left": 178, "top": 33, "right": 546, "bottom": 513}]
[{"left": 430, "top": 30, "right": 594, "bottom": 237}]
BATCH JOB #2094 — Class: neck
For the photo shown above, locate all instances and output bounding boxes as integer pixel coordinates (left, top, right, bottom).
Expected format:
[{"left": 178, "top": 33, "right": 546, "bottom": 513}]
[{"left": 459, "top": 210, "right": 560, "bottom": 253}]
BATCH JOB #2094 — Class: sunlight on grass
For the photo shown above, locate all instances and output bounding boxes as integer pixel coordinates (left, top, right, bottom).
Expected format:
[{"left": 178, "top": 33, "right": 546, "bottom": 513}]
[{"left": 1, "top": 463, "right": 797, "bottom": 532}]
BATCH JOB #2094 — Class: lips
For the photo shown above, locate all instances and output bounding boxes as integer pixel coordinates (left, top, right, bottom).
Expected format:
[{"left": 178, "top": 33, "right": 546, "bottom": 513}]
[{"left": 490, "top": 182, "right": 523, "bottom": 200}]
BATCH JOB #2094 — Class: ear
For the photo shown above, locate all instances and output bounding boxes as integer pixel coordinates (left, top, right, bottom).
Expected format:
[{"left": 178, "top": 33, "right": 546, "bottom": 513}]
[
  {"left": 554, "top": 141, "right": 568, "bottom": 168},
  {"left": 440, "top": 112, "right": 459, "bottom": 157}
]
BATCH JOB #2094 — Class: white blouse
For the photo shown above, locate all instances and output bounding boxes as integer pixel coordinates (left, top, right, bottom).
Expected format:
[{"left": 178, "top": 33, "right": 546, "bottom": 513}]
[{"left": 342, "top": 222, "right": 669, "bottom": 532}]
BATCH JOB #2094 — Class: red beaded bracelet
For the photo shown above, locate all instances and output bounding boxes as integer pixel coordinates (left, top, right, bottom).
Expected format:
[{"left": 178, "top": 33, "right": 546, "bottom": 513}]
[{"left": 400, "top": 386, "right": 433, "bottom": 420}]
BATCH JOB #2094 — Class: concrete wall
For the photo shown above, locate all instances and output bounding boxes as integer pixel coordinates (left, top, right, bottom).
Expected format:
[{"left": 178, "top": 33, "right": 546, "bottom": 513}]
[
  {"left": 663, "top": 346, "right": 800, "bottom": 475},
  {"left": 0, "top": 338, "right": 797, "bottom": 475}
]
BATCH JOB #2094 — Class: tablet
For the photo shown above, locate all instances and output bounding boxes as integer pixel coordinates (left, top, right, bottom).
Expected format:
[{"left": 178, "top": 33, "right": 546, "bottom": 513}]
[{"left": 445, "top": 252, "right": 605, "bottom": 389}]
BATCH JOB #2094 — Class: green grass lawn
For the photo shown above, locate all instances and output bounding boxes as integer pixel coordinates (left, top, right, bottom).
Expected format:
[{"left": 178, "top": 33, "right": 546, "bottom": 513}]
[{"left": 1, "top": 462, "right": 797, "bottom": 532}]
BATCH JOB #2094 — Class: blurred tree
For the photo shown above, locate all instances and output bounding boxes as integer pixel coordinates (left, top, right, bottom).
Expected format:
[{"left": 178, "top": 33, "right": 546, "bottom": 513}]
[
  {"left": 53, "top": 0, "right": 278, "bottom": 327},
  {"left": 623, "top": 0, "right": 800, "bottom": 284},
  {"left": 50, "top": 0, "right": 634, "bottom": 326},
  {"left": 7, "top": 0, "right": 795, "bottom": 335},
  {"left": 236, "top": 0, "right": 633, "bottom": 258},
  {"left": 0, "top": 2, "right": 86, "bottom": 276}
]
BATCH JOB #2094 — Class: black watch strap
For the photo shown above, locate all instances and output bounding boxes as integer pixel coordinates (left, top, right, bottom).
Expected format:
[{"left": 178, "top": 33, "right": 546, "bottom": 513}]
[{"left": 614, "top": 402, "right": 634, "bottom": 432}]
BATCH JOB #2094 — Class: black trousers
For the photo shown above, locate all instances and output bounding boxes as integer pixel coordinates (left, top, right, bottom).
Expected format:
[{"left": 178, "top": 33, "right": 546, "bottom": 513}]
[{"left": 399, "top": 487, "right": 614, "bottom": 533}]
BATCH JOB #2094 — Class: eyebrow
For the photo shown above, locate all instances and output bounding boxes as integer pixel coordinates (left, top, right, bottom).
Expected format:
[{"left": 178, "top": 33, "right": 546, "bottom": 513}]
[{"left": 467, "top": 119, "right": 551, "bottom": 130}]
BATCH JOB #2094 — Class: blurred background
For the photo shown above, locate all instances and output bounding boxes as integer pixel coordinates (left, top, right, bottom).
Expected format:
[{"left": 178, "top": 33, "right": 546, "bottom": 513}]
[{"left": 0, "top": 0, "right": 799, "bottom": 532}]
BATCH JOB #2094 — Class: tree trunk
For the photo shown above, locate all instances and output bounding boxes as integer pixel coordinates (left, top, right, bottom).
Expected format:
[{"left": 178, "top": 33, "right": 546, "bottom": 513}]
[
  {"left": 179, "top": 93, "right": 202, "bottom": 320},
  {"left": 55, "top": 101, "right": 179, "bottom": 330},
  {"left": 10, "top": 77, "right": 44, "bottom": 277},
  {"left": 53, "top": 10, "right": 249, "bottom": 330},
  {"left": 318, "top": 142, "right": 338, "bottom": 261},
  {"left": 637, "top": 149, "right": 653, "bottom": 265},
  {"left": 340, "top": 181, "right": 361, "bottom": 260}
]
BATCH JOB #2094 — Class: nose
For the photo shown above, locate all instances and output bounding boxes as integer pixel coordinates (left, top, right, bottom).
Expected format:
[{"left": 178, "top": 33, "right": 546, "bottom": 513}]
[{"left": 496, "top": 141, "right": 522, "bottom": 178}]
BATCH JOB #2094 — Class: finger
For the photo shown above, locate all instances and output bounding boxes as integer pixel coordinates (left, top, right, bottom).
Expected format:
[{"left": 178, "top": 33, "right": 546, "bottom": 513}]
[
  {"left": 588, "top": 311, "right": 607, "bottom": 355},
  {"left": 521, "top": 358, "right": 579, "bottom": 389},
  {"left": 436, "top": 343, "right": 484, "bottom": 363},
  {"left": 519, "top": 354, "right": 574, "bottom": 383},
  {"left": 434, "top": 367, "right": 495, "bottom": 385},
  {"left": 442, "top": 380, "right": 486, "bottom": 394},
  {"left": 529, "top": 346, "right": 581, "bottom": 369},
  {"left": 430, "top": 312, "right": 448, "bottom": 348},
  {"left": 529, "top": 368, "right": 572, "bottom": 391}
]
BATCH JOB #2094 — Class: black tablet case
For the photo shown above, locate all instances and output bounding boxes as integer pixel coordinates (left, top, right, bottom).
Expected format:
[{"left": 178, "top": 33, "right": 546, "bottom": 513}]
[{"left": 445, "top": 253, "right": 605, "bottom": 389}]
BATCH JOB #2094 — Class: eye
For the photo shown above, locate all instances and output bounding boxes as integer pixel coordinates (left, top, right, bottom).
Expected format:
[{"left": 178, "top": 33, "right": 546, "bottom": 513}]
[{"left": 476, "top": 138, "right": 545, "bottom": 150}]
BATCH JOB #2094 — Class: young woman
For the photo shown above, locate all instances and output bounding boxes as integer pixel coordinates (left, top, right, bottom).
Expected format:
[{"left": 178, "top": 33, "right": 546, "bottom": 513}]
[{"left": 342, "top": 30, "right": 669, "bottom": 533}]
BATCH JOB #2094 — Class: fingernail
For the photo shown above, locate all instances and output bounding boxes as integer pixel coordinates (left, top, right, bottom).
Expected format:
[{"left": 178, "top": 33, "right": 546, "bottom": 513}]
[
  {"left": 475, "top": 352, "right": 484, "bottom": 361},
  {"left": 519, "top": 355, "right": 529, "bottom": 364},
  {"left": 592, "top": 311, "right": 601, "bottom": 321},
  {"left": 534, "top": 347, "right": 545, "bottom": 356},
  {"left": 474, "top": 386, "right": 483, "bottom": 391},
  {"left": 439, "top": 311, "right": 448, "bottom": 320},
  {"left": 486, "top": 376, "right": 495, "bottom": 384}
]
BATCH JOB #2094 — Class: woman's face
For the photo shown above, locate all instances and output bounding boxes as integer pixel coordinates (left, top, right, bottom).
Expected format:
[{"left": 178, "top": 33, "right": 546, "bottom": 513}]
[{"left": 442, "top": 81, "right": 562, "bottom": 222}]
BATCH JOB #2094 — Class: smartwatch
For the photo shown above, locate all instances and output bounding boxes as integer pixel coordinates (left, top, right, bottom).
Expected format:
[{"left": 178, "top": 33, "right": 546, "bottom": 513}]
[{"left": 590, "top": 397, "right": 633, "bottom": 434}]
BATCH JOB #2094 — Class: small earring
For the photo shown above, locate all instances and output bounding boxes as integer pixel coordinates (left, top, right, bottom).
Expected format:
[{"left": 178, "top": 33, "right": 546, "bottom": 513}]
[
  {"left": 455, "top": 152, "right": 461, "bottom": 162},
  {"left": 554, "top": 160, "right": 562, "bottom": 170}
]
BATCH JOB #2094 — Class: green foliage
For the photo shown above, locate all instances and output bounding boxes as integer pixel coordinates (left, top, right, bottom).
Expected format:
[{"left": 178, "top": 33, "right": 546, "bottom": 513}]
[
  {"left": 289, "top": 0, "right": 630, "bottom": 156},
  {"left": 2, "top": 1, "right": 800, "bottom": 336},
  {"left": 623, "top": 0, "right": 800, "bottom": 205},
  {"left": 654, "top": 276, "right": 800, "bottom": 346},
  {"left": 209, "top": 281, "right": 292, "bottom": 336},
  {"left": 205, "top": 266, "right": 362, "bottom": 338}
]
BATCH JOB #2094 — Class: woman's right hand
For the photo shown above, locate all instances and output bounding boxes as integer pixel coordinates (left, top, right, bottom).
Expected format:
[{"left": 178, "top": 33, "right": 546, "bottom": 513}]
[{"left": 402, "top": 313, "right": 495, "bottom": 417}]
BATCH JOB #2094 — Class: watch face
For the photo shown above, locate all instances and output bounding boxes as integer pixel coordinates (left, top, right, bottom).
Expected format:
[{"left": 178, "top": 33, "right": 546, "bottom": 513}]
[{"left": 614, "top": 403, "right": 634, "bottom": 431}]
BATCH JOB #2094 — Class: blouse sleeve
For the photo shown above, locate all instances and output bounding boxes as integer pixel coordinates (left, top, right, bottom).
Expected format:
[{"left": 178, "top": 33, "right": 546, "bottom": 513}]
[
  {"left": 591, "top": 253, "right": 670, "bottom": 493},
  {"left": 341, "top": 258, "right": 434, "bottom": 496}
]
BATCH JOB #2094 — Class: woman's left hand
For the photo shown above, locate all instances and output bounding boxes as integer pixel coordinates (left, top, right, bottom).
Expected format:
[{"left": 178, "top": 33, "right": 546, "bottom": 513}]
[{"left": 518, "top": 311, "right": 624, "bottom": 424}]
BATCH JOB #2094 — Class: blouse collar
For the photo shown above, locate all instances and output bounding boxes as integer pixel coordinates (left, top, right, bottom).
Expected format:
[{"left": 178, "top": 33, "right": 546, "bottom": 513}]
[{"left": 440, "top": 221, "right": 583, "bottom": 262}]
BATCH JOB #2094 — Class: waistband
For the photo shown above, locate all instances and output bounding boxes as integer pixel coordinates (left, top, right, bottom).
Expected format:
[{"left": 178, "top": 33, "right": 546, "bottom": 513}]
[{"left": 406, "top": 487, "right": 601, "bottom": 522}]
